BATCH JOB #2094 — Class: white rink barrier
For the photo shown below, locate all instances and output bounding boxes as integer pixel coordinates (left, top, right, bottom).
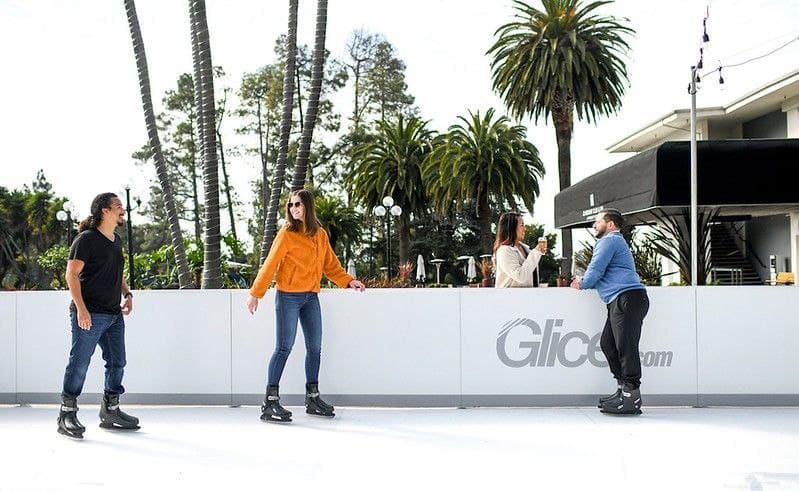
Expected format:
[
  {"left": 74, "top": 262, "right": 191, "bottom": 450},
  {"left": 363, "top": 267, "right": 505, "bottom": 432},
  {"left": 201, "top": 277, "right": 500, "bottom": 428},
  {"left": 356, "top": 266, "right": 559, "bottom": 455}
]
[{"left": 1, "top": 287, "right": 797, "bottom": 406}]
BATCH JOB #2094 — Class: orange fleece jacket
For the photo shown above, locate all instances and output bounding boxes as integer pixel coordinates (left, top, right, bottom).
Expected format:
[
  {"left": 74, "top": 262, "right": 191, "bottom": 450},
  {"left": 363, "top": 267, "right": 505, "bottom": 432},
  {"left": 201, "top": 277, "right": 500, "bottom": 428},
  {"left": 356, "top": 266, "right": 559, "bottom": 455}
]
[{"left": 249, "top": 225, "right": 353, "bottom": 298}]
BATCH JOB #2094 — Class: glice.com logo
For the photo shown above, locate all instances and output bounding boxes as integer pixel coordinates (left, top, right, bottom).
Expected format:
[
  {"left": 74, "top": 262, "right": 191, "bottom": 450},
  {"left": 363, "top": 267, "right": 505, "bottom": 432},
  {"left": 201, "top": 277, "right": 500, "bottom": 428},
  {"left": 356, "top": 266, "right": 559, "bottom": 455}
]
[{"left": 496, "top": 318, "right": 673, "bottom": 368}]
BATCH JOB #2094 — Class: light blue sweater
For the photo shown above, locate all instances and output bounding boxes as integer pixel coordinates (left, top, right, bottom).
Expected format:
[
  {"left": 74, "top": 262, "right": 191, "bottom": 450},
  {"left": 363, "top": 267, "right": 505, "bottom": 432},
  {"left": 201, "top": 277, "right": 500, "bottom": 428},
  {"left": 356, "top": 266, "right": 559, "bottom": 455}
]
[{"left": 580, "top": 231, "right": 645, "bottom": 304}]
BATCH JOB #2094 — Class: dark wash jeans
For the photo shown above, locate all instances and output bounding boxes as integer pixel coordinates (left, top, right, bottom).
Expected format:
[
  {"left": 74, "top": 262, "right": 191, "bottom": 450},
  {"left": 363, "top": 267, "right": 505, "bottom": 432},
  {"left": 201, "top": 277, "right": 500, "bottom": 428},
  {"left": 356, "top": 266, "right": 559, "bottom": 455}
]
[
  {"left": 62, "top": 310, "right": 126, "bottom": 398},
  {"left": 600, "top": 289, "right": 650, "bottom": 389},
  {"left": 267, "top": 291, "right": 323, "bottom": 387}
]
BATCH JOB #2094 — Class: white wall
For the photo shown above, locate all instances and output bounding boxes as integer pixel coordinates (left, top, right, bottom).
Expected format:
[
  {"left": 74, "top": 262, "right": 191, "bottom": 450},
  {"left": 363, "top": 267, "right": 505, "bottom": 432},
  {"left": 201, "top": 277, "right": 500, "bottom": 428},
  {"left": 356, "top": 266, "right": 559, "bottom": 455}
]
[
  {"left": 230, "top": 289, "right": 461, "bottom": 405},
  {"left": 0, "top": 293, "right": 15, "bottom": 401},
  {"left": 697, "top": 287, "right": 799, "bottom": 396},
  {"left": 1, "top": 287, "right": 798, "bottom": 406}
]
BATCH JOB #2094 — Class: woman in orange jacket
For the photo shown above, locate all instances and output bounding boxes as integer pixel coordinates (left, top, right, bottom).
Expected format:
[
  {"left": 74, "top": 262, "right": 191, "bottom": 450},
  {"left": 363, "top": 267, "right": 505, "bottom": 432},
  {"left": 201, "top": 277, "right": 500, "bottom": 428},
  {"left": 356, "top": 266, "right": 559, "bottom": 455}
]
[{"left": 246, "top": 189, "right": 365, "bottom": 422}]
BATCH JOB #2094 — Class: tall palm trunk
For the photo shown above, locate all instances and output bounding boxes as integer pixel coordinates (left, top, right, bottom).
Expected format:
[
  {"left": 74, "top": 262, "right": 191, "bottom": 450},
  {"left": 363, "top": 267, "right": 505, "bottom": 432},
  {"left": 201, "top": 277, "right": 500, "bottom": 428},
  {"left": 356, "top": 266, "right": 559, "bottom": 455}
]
[
  {"left": 397, "top": 211, "right": 410, "bottom": 267},
  {"left": 216, "top": 91, "right": 237, "bottom": 241},
  {"left": 291, "top": 0, "right": 328, "bottom": 191},
  {"left": 123, "top": 0, "right": 194, "bottom": 288},
  {"left": 189, "top": 7, "right": 204, "bottom": 247},
  {"left": 552, "top": 101, "right": 574, "bottom": 276},
  {"left": 189, "top": 0, "right": 222, "bottom": 288},
  {"left": 217, "top": 132, "right": 236, "bottom": 241},
  {"left": 261, "top": 0, "right": 298, "bottom": 260},
  {"left": 258, "top": 112, "right": 273, "bottom": 262},
  {"left": 477, "top": 190, "right": 494, "bottom": 255}
]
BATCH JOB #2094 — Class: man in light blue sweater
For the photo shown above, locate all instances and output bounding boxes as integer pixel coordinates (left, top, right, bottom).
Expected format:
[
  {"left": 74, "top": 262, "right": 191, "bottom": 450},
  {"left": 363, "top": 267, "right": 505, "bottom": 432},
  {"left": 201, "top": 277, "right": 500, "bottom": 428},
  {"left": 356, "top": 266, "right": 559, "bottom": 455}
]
[{"left": 571, "top": 209, "right": 649, "bottom": 415}]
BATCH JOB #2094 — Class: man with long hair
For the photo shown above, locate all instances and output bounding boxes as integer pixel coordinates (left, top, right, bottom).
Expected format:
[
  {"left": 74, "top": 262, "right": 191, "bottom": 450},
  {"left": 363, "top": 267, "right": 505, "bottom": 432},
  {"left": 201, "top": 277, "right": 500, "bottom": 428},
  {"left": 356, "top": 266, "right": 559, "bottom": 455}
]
[
  {"left": 571, "top": 209, "right": 649, "bottom": 415},
  {"left": 58, "top": 192, "right": 140, "bottom": 439}
]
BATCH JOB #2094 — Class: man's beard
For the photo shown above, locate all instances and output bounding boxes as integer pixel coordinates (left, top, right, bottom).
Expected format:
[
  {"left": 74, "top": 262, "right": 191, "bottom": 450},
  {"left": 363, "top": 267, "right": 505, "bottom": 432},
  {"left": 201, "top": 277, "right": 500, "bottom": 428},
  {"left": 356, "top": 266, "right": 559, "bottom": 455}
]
[{"left": 595, "top": 229, "right": 605, "bottom": 239}]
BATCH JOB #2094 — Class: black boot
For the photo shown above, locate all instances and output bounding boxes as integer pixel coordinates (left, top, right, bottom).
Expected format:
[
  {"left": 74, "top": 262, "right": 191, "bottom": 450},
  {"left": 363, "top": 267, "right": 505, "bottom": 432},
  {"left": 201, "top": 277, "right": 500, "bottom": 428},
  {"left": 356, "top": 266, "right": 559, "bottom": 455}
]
[
  {"left": 305, "top": 383, "right": 335, "bottom": 417},
  {"left": 597, "top": 383, "right": 622, "bottom": 408},
  {"left": 600, "top": 383, "right": 642, "bottom": 415},
  {"left": 99, "top": 393, "right": 140, "bottom": 430},
  {"left": 261, "top": 385, "right": 292, "bottom": 423},
  {"left": 57, "top": 395, "right": 86, "bottom": 439}
]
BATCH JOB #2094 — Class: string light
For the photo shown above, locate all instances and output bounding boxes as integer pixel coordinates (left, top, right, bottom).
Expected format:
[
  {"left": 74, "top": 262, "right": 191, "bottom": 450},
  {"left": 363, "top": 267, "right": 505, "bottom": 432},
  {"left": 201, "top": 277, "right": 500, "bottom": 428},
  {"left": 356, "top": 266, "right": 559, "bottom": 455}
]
[{"left": 692, "top": 1, "right": 799, "bottom": 89}]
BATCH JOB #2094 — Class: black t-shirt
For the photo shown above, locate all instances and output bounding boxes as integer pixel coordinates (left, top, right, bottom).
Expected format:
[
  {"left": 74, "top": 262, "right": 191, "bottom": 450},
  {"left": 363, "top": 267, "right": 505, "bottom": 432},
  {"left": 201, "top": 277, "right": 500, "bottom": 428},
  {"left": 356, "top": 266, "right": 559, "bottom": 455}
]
[{"left": 69, "top": 229, "right": 124, "bottom": 314}]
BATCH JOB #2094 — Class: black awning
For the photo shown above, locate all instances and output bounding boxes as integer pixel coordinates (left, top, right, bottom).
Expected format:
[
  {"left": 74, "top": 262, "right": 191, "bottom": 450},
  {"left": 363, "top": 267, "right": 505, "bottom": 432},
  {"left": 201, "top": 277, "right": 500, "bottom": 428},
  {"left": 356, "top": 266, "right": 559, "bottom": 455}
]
[{"left": 554, "top": 138, "right": 799, "bottom": 228}]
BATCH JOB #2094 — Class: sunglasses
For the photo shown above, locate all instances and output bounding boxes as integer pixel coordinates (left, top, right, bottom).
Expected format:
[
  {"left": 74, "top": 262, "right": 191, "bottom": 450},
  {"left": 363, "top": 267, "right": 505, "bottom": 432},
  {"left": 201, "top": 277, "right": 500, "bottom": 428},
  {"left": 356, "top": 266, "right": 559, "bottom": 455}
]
[{"left": 287, "top": 201, "right": 303, "bottom": 209}]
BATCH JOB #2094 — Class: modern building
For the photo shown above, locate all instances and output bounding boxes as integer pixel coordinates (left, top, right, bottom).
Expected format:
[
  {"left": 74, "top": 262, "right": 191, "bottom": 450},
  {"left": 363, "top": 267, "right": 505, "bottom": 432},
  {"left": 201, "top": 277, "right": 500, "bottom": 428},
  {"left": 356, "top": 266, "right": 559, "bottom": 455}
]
[{"left": 555, "top": 70, "right": 799, "bottom": 285}]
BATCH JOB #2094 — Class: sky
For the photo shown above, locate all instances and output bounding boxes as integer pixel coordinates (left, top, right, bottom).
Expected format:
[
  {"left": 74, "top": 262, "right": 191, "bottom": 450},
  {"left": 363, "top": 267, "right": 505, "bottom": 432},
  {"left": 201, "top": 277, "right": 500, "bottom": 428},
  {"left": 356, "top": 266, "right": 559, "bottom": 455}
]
[{"left": 2, "top": 0, "right": 799, "bottom": 254}]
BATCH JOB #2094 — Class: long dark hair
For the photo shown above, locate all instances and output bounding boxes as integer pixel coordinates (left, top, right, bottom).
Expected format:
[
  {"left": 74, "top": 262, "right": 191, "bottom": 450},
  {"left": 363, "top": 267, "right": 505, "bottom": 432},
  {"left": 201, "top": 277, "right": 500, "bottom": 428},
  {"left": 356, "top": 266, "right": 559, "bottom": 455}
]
[
  {"left": 493, "top": 212, "right": 522, "bottom": 253},
  {"left": 285, "top": 189, "right": 321, "bottom": 236},
  {"left": 78, "top": 193, "right": 118, "bottom": 233}
]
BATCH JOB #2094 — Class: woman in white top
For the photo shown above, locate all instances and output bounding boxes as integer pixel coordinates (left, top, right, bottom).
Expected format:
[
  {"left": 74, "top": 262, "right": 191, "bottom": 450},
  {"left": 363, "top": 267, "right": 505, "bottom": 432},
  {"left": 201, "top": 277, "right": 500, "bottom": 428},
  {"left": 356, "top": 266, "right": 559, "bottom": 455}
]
[{"left": 493, "top": 212, "right": 547, "bottom": 288}]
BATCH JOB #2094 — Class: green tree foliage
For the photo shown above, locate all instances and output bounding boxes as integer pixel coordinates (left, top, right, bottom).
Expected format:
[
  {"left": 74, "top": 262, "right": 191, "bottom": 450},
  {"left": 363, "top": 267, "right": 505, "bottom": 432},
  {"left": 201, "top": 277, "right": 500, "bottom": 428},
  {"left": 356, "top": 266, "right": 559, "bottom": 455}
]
[
  {"left": 348, "top": 116, "right": 433, "bottom": 265},
  {"left": 488, "top": 0, "right": 633, "bottom": 273},
  {"left": 314, "top": 194, "right": 361, "bottom": 258},
  {"left": 37, "top": 244, "right": 69, "bottom": 289},
  {"left": 0, "top": 173, "right": 72, "bottom": 290},
  {"left": 423, "top": 108, "right": 545, "bottom": 254}
]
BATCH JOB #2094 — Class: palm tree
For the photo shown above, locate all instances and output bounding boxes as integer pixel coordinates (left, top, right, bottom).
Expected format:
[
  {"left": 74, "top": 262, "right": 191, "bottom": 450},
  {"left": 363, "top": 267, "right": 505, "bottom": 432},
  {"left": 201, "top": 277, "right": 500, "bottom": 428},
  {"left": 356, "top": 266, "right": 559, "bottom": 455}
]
[
  {"left": 422, "top": 108, "right": 545, "bottom": 254},
  {"left": 348, "top": 115, "right": 433, "bottom": 266},
  {"left": 188, "top": 0, "right": 222, "bottom": 288},
  {"left": 646, "top": 208, "right": 718, "bottom": 285},
  {"left": 260, "top": 0, "right": 298, "bottom": 261},
  {"left": 291, "top": 0, "right": 328, "bottom": 191},
  {"left": 488, "top": 0, "right": 633, "bottom": 273},
  {"left": 314, "top": 195, "right": 361, "bottom": 257},
  {"left": 123, "top": 0, "right": 194, "bottom": 288}
]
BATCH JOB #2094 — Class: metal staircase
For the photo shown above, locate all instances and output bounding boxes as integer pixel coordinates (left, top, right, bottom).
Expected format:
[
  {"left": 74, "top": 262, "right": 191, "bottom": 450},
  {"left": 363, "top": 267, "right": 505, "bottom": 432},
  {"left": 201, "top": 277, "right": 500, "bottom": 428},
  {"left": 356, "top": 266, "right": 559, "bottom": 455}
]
[{"left": 709, "top": 224, "right": 763, "bottom": 285}]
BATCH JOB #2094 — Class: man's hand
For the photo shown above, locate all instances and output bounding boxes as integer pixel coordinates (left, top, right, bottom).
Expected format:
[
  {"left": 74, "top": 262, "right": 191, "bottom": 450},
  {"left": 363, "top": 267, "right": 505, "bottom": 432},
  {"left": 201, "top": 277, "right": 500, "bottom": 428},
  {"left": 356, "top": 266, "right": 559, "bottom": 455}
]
[
  {"left": 246, "top": 295, "right": 259, "bottom": 315},
  {"left": 570, "top": 275, "right": 582, "bottom": 290},
  {"left": 77, "top": 308, "right": 92, "bottom": 330},
  {"left": 349, "top": 280, "right": 366, "bottom": 292},
  {"left": 121, "top": 295, "right": 133, "bottom": 315}
]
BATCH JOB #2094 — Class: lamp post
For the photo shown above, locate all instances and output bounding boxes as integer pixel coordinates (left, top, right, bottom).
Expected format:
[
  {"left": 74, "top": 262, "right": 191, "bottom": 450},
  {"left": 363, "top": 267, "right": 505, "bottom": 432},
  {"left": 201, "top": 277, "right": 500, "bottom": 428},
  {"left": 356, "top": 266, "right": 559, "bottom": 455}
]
[
  {"left": 124, "top": 186, "right": 141, "bottom": 289},
  {"left": 55, "top": 200, "right": 73, "bottom": 247},
  {"left": 372, "top": 196, "right": 402, "bottom": 279},
  {"left": 689, "top": 66, "right": 699, "bottom": 287}
]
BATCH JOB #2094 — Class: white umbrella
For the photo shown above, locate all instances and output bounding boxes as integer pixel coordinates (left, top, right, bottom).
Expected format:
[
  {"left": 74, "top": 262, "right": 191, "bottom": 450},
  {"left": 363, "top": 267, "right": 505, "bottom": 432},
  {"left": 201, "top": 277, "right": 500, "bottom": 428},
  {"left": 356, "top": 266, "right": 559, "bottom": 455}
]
[
  {"left": 467, "top": 256, "right": 477, "bottom": 282},
  {"left": 347, "top": 259, "right": 357, "bottom": 279},
  {"left": 416, "top": 254, "right": 426, "bottom": 282}
]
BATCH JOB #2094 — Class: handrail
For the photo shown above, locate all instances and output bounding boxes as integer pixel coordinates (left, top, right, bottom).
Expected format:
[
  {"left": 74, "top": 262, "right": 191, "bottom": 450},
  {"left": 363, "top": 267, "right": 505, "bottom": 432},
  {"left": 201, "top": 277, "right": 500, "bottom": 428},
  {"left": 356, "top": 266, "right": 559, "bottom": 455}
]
[{"left": 729, "top": 223, "right": 767, "bottom": 269}]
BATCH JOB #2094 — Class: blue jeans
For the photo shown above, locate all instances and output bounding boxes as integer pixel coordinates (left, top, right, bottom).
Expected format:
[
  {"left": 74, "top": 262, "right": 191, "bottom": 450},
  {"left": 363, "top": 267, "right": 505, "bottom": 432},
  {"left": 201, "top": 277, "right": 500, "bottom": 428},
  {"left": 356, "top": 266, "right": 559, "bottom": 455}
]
[
  {"left": 62, "top": 310, "right": 127, "bottom": 398},
  {"left": 267, "top": 292, "right": 323, "bottom": 387}
]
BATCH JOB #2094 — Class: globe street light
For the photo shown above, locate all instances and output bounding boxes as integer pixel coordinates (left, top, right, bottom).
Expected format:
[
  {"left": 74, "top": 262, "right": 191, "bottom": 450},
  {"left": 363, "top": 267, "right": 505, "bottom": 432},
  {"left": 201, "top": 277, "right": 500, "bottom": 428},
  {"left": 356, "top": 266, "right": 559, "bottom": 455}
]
[
  {"left": 372, "top": 205, "right": 387, "bottom": 278},
  {"left": 56, "top": 200, "right": 73, "bottom": 247},
  {"left": 370, "top": 205, "right": 385, "bottom": 275},
  {"left": 373, "top": 198, "right": 401, "bottom": 280}
]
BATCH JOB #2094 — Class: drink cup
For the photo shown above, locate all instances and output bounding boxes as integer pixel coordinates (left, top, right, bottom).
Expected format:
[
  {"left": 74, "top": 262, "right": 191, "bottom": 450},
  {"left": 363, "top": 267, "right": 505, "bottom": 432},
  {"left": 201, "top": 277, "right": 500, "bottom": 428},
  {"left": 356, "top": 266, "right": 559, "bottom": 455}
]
[{"left": 537, "top": 236, "right": 547, "bottom": 252}]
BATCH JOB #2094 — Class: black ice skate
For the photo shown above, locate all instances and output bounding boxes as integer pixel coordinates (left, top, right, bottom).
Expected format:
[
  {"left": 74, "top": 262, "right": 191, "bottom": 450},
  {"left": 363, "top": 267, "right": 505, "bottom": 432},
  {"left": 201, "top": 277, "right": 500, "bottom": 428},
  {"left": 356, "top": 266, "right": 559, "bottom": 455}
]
[
  {"left": 261, "top": 385, "right": 292, "bottom": 423},
  {"left": 597, "top": 384, "right": 622, "bottom": 408},
  {"left": 600, "top": 384, "right": 642, "bottom": 415},
  {"left": 305, "top": 383, "right": 335, "bottom": 417},
  {"left": 57, "top": 396, "right": 86, "bottom": 439},
  {"left": 99, "top": 393, "right": 140, "bottom": 430}
]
